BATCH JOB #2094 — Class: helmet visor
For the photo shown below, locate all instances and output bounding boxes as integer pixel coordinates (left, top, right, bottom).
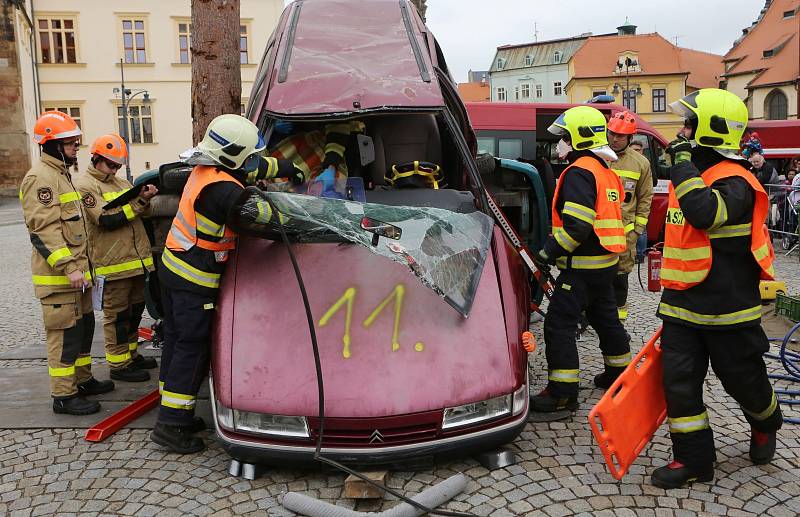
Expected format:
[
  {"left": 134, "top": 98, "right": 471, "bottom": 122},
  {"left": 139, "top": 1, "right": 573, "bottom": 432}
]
[
  {"left": 547, "top": 113, "right": 568, "bottom": 136},
  {"left": 669, "top": 99, "right": 695, "bottom": 120}
]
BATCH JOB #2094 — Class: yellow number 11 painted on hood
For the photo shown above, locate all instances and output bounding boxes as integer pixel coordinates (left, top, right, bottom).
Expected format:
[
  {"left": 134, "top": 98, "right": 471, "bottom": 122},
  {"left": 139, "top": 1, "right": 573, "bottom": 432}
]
[{"left": 318, "top": 284, "right": 424, "bottom": 359}]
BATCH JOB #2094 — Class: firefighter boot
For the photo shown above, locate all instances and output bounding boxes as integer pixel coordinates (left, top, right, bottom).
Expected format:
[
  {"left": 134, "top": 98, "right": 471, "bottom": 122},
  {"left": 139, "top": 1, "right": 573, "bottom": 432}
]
[
  {"left": 53, "top": 396, "right": 101, "bottom": 416},
  {"left": 594, "top": 367, "right": 626, "bottom": 389},
  {"left": 110, "top": 364, "right": 151, "bottom": 382},
  {"left": 749, "top": 429, "right": 776, "bottom": 465},
  {"left": 77, "top": 378, "right": 115, "bottom": 396},
  {"left": 530, "top": 388, "right": 579, "bottom": 412},
  {"left": 651, "top": 461, "right": 714, "bottom": 489},
  {"left": 151, "top": 422, "right": 206, "bottom": 454},
  {"left": 182, "top": 416, "right": 207, "bottom": 434},
  {"left": 132, "top": 353, "right": 158, "bottom": 370}
]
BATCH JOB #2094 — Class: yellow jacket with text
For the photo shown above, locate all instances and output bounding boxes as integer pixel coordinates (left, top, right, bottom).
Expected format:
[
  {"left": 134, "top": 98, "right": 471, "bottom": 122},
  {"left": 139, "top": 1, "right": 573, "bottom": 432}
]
[
  {"left": 20, "top": 154, "right": 92, "bottom": 299},
  {"left": 74, "top": 166, "right": 154, "bottom": 282},
  {"left": 609, "top": 148, "right": 653, "bottom": 235}
]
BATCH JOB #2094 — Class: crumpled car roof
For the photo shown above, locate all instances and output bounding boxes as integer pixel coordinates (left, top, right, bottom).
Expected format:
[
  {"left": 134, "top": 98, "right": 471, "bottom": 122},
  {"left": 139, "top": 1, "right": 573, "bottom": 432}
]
[{"left": 264, "top": 0, "right": 445, "bottom": 115}]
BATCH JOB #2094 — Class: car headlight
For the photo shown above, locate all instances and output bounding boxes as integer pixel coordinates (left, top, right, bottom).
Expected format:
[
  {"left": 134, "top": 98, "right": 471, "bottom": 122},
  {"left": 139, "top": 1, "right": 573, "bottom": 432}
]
[
  {"left": 442, "top": 394, "right": 511, "bottom": 430},
  {"left": 215, "top": 400, "right": 309, "bottom": 438}
]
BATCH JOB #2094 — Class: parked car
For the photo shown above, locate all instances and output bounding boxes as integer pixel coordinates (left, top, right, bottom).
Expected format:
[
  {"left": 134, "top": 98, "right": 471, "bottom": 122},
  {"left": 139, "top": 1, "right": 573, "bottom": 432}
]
[
  {"left": 189, "top": 0, "right": 536, "bottom": 468},
  {"left": 465, "top": 101, "right": 672, "bottom": 246}
]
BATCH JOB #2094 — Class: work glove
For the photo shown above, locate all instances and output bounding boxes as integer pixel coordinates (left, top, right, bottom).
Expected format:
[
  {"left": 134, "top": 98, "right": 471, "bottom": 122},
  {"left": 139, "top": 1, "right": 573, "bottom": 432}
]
[
  {"left": 533, "top": 248, "right": 553, "bottom": 270},
  {"left": 279, "top": 164, "right": 305, "bottom": 185},
  {"left": 666, "top": 135, "right": 693, "bottom": 165},
  {"left": 320, "top": 151, "right": 343, "bottom": 170}
]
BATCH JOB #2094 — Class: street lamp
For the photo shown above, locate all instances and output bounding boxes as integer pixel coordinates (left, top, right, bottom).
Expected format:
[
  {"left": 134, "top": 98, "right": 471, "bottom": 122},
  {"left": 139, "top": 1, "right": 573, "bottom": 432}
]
[
  {"left": 114, "top": 58, "right": 150, "bottom": 182},
  {"left": 615, "top": 57, "right": 639, "bottom": 112}
]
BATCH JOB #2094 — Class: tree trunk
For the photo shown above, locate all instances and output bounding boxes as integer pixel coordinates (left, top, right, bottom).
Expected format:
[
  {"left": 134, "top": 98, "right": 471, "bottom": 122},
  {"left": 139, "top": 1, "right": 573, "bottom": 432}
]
[
  {"left": 191, "top": 0, "right": 241, "bottom": 144},
  {"left": 410, "top": 0, "right": 427, "bottom": 21}
]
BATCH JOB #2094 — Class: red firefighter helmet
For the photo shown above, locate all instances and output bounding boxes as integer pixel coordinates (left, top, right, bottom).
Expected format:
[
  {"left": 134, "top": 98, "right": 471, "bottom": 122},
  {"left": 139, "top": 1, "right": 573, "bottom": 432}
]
[{"left": 607, "top": 111, "right": 637, "bottom": 135}]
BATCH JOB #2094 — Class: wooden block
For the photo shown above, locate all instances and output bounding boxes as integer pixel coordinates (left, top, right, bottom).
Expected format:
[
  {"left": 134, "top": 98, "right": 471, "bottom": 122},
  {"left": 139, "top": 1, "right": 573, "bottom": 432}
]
[{"left": 343, "top": 471, "right": 388, "bottom": 499}]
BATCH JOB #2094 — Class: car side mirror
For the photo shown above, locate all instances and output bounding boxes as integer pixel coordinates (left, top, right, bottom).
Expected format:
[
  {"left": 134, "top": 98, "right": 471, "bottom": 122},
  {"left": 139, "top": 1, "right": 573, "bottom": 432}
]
[{"left": 360, "top": 216, "right": 402, "bottom": 246}]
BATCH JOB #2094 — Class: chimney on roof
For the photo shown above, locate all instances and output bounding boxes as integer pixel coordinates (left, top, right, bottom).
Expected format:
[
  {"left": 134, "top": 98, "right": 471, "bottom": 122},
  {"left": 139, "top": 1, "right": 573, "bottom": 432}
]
[{"left": 617, "top": 17, "right": 637, "bottom": 36}]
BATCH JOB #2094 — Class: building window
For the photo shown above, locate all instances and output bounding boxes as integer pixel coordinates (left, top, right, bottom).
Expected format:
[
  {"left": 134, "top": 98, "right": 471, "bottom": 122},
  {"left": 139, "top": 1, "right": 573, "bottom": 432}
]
[
  {"left": 240, "top": 24, "right": 249, "bottom": 64},
  {"left": 521, "top": 83, "right": 530, "bottom": 99},
  {"left": 514, "top": 86, "right": 519, "bottom": 100},
  {"left": 553, "top": 50, "right": 562, "bottom": 64},
  {"left": 496, "top": 58, "right": 505, "bottom": 70},
  {"left": 37, "top": 17, "right": 77, "bottom": 63},
  {"left": 783, "top": 9, "right": 796, "bottom": 19},
  {"left": 592, "top": 90, "right": 607, "bottom": 97},
  {"left": 496, "top": 87, "right": 506, "bottom": 102},
  {"left": 118, "top": 104, "right": 153, "bottom": 144},
  {"left": 652, "top": 88, "right": 666, "bottom": 112},
  {"left": 623, "top": 89, "right": 637, "bottom": 112},
  {"left": 122, "top": 19, "right": 147, "bottom": 63},
  {"left": 535, "top": 84, "right": 542, "bottom": 98},
  {"left": 178, "top": 22, "right": 192, "bottom": 64},
  {"left": 553, "top": 81, "right": 563, "bottom": 96},
  {"left": 765, "top": 89, "right": 788, "bottom": 120},
  {"left": 524, "top": 55, "right": 533, "bottom": 66}
]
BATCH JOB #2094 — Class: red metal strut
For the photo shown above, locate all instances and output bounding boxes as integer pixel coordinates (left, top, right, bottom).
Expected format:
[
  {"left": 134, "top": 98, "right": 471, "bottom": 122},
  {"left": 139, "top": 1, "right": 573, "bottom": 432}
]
[{"left": 84, "top": 389, "right": 160, "bottom": 442}]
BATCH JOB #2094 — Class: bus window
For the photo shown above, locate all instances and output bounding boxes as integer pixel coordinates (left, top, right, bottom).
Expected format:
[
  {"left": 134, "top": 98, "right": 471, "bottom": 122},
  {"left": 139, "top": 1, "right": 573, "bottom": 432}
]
[
  {"left": 477, "top": 137, "right": 496, "bottom": 156},
  {"left": 498, "top": 138, "right": 523, "bottom": 159}
]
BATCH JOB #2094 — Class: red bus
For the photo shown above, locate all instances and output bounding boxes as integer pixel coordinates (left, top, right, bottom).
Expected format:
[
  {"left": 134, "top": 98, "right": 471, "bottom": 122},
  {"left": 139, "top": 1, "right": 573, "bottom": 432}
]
[{"left": 465, "top": 101, "right": 672, "bottom": 244}]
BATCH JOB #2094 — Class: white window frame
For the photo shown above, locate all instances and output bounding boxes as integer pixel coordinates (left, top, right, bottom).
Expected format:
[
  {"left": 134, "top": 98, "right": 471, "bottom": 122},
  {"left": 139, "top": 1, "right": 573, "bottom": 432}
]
[
  {"left": 117, "top": 102, "right": 155, "bottom": 144},
  {"left": 119, "top": 15, "right": 149, "bottom": 64},
  {"left": 553, "top": 81, "right": 563, "bottom": 96},
  {"left": 521, "top": 83, "right": 530, "bottom": 99},
  {"left": 535, "top": 84, "right": 543, "bottom": 98},
  {"left": 496, "top": 87, "right": 506, "bottom": 102},
  {"left": 524, "top": 54, "right": 533, "bottom": 66},
  {"left": 36, "top": 13, "right": 79, "bottom": 64},
  {"left": 496, "top": 57, "right": 505, "bottom": 70},
  {"left": 553, "top": 50, "right": 562, "bottom": 64}
]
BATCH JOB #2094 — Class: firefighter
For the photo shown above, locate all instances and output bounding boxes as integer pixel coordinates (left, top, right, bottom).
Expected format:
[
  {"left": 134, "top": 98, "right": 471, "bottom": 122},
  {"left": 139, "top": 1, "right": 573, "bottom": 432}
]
[
  {"left": 74, "top": 134, "right": 159, "bottom": 383},
  {"left": 531, "top": 106, "right": 631, "bottom": 412},
  {"left": 20, "top": 111, "right": 114, "bottom": 415},
  {"left": 605, "top": 111, "right": 653, "bottom": 321},
  {"left": 652, "top": 88, "right": 782, "bottom": 488},
  {"left": 152, "top": 114, "right": 297, "bottom": 454}
]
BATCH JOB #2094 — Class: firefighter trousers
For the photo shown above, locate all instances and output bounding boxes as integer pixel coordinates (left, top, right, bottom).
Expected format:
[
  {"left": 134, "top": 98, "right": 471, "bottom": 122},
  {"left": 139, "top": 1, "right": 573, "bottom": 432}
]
[
  {"left": 543, "top": 266, "right": 631, "bottom": 397},
  {"left": 661, "top": 322, "right": 783, "bottom": 469},
  {"left": 41, "top": 290, "right": 94, "bottom": 398},
  {"left": 157, "top": 284, "right": 216, "bottom": 426},
  {"left": 102, "top": 275, "right": 146, "bottom": 370}
]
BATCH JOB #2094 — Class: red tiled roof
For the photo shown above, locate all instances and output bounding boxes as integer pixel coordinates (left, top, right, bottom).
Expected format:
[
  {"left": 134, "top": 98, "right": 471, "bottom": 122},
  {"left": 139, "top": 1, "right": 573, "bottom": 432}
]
[
  {"left": 724, "top": 0, "right": 799, "bottom": 88},
  {"left": 571, "top": 33, "right": 723, "bottom": 89}
]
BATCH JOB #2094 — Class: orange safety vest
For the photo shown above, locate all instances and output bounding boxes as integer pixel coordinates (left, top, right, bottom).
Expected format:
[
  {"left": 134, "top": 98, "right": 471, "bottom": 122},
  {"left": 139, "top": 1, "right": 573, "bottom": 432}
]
[
  {"left": 165, "top": 165, "right": 239, "bottom": 254},
  {"left": 552, "top": 156, "right": 627, "bottom": 254},
  {"left": 661, "top": 161, "right": 775, "bottom": 290}
]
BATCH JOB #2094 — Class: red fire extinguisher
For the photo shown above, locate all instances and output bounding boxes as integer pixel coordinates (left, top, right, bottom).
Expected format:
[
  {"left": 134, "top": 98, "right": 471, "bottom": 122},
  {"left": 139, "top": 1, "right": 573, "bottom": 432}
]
[{"left": 648, "top": 248, "right": 662, "bottom": 292}]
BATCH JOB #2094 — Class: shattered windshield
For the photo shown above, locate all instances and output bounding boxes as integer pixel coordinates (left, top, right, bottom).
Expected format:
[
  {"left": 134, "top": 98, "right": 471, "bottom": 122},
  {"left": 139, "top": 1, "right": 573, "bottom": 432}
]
[{"left": 232, "top": 188, "right": 494, "bottom": 317}]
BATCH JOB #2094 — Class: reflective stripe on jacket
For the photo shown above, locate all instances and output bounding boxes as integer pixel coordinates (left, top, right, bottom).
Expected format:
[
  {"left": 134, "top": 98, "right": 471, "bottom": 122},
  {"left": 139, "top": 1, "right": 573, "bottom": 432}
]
[
  {"left": 20, "top": 154, "right": 92, "bottom": 299},
  {"left": 165, "top": 166, "right": 239, "bottom": 254},
  {"left": 552, "top": 156, "right": 626, "bottom": 255},
  {"left": 661, "top": 161, "right": 775, "bottom": 290},
  {"left": 74, "top": 166, "right": 154, "bottom": 282},
  {"left": 610, "top": 148, "right": 653, "bottom": 235}
]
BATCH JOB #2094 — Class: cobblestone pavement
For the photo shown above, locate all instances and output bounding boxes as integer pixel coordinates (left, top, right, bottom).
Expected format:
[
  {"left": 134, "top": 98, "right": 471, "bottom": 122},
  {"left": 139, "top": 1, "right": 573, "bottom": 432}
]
[{"left": 1, "top": 214, "right": 799, "bottom": 516}]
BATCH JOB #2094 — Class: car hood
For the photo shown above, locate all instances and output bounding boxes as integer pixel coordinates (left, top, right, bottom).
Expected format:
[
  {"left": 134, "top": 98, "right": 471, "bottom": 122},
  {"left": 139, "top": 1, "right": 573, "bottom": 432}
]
[{"left": 215, "top": 238, "right": 514, "bottom": 418}]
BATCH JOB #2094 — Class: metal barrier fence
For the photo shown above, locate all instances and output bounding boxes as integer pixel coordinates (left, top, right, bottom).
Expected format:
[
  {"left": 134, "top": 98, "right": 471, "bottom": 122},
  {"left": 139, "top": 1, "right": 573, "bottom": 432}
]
[{"left": 765, "top": 183, "right": 800, "bottom": 254}]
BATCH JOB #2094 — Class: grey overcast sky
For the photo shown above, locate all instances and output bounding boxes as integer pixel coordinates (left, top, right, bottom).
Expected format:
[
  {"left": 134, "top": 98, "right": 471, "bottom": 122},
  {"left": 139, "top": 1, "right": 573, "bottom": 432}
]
[{"left": 423, "top": 0, "right": 764, "bottom": 83}]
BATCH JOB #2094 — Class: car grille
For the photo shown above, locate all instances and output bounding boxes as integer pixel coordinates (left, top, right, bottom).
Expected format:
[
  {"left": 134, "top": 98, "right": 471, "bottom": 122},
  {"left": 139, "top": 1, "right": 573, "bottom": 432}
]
[{"left": 307, "top": 411, "right": 441, "bottom": 447}]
